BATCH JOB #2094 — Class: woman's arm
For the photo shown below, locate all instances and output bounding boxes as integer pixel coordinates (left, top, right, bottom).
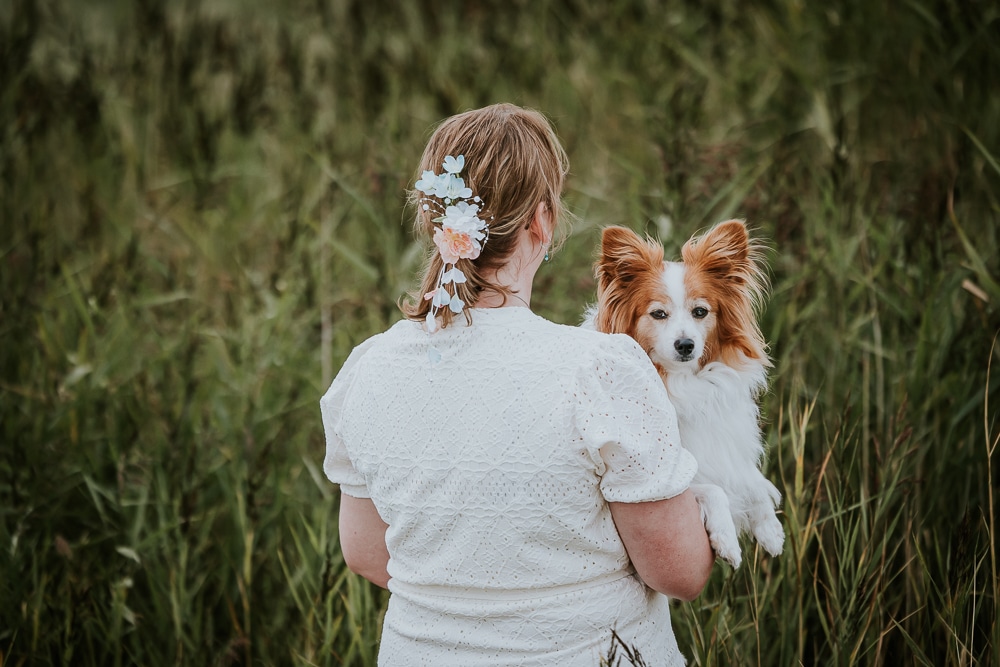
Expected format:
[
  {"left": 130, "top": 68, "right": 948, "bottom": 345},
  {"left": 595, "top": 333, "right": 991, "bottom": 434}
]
[
  {"left": 609, "top": 489, "right": 714, "bottom": 600},
  {"left": 338, "top": 494, "right": 391, "bottom": 589}
]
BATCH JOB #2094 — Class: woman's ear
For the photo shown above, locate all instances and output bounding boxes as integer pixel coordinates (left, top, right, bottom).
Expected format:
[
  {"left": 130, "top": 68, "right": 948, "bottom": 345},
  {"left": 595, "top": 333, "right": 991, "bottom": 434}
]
[{"left": 528, "top": 202, "right": 552, "bottom": 245}]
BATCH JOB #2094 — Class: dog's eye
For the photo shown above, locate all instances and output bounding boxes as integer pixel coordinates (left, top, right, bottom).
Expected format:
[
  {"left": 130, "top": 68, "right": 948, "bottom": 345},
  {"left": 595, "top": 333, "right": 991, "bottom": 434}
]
[
  {"left": 650, "top": 309, "right": 668, "bottom": 320},
  {"left": 692, "top": 307, "right": 708, "bottom": 319}
]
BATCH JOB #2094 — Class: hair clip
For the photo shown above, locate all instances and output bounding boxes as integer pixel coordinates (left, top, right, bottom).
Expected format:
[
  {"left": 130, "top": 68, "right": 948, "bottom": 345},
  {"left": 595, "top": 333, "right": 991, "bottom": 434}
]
[{"left": 415, "top": 155, "right": 493, "bottom": 332}]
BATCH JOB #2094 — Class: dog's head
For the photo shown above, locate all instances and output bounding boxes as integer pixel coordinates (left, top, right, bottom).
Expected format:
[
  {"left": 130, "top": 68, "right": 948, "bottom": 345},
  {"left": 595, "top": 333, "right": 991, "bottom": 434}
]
[{"left": 594, "top": 221, "right": 769, "bottom": 373}]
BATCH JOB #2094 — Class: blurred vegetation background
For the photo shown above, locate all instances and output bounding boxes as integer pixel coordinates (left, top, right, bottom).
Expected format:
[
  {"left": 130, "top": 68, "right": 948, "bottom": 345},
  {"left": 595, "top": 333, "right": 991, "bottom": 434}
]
[{"left": 2, "top": 0, "right": 998, "bottom": 665}]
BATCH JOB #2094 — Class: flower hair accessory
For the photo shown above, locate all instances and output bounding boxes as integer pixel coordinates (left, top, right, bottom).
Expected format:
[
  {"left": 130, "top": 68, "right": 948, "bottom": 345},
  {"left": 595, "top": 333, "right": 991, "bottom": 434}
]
[{"left": 415, "top": 154, "right": 493, "bottom": 333}]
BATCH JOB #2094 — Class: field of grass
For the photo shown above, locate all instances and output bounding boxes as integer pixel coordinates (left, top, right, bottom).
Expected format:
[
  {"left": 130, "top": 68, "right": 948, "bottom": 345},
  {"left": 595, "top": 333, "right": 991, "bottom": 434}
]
[{"left": 2, "top": 0, "right": 998, "bottom": 665}]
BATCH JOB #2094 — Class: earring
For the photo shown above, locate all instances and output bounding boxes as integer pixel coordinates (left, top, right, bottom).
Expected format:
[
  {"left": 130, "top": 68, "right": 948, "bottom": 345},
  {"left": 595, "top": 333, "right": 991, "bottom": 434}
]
[{"left": 544, "top": 246, "right": 550, "bottom": 262}]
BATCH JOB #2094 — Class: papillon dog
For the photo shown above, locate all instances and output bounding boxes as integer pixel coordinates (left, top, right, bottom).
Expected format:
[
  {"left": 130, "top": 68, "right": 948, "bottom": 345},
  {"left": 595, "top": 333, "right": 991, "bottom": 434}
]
[{"left": 588, "top": 220, "right": 783, "bottom": 568}]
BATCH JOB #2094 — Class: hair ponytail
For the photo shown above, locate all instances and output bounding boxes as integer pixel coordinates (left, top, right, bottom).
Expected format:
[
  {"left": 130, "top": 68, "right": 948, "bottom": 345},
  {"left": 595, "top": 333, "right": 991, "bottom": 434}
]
[
  {"left": 399, "top": 103, "right": 569, "bottom": 329},
  {"left": 401, "top": 252, "right": 491, "bottom": 328}
]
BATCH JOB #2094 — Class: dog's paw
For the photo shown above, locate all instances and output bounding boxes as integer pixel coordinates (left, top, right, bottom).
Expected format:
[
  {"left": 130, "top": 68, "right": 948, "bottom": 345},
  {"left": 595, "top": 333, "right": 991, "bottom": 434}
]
[
  {"left": 752, "top": 514, "right": 785, "bottom": 557},
  {"left": 764, "top": 480, "right": 782, "bottom": 508},
  {"left": 690, "top": 483, "right": 743, "bottom": 568},
  {"left": 711, "top": 530, "right": 743, "bottom": 569},
  {"left": 702, "top": 498, "right": 743, "bottom": 567}
]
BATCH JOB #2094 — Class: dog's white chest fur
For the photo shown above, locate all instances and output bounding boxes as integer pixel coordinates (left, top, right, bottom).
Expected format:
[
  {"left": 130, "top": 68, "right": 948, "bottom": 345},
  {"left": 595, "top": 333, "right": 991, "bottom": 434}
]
[{"left": 665, "top": 362, "right": 766, "bottom": 492}]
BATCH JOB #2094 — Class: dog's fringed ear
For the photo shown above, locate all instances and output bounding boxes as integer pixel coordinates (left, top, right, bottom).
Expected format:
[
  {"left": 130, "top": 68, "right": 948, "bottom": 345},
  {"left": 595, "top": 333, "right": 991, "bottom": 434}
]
[
  {"left": 599, "top": 226, "right": 650, "bottom": 260},
  {"left": 597, "top": 226, "right": 665, "bottom": 283},
  {"left": 682, "top": 220, "right": 751, "bottom": 281},
  {"left": 594, "top": 226, "right": 664, "bottom": 335},
  {"left": 684, "top": 219, "right": 767, "bottom": 307},
  {"left": 684, "top": 219, "right": 771, "bottom": 366}
]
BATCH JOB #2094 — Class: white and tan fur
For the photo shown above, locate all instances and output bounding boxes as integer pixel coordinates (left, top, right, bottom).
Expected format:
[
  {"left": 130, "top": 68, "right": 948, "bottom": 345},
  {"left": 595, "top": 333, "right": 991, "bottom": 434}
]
[{"left": 586, "top": 221, "right": 783, "bottom": 568}]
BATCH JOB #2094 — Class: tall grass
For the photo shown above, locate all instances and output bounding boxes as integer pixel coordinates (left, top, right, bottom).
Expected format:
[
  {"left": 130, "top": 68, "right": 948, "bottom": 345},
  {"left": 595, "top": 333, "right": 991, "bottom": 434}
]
[{"left": 2, "top": 0, "right": 998, "bottom": 665}]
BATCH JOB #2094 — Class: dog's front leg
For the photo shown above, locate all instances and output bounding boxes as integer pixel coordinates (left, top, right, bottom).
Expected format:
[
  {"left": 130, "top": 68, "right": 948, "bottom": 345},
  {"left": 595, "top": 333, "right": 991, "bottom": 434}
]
[
  {"left": 747, "top": 477, "right": 785, "bottom": 557},
  {"left": 690, "top": 483, "right": 742, "bottom": 569}
]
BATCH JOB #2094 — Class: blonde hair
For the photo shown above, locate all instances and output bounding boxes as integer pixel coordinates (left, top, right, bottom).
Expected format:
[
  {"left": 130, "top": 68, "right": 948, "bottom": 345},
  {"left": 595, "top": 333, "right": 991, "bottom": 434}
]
[{"left": 400, "top": 103, "right": 570, "bottom": 328}]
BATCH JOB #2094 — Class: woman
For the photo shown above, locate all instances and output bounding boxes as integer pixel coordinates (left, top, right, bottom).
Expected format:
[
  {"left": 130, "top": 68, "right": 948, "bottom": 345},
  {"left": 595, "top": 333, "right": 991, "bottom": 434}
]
[{"left": 321, "top": 103, "right": 714, "bottom": 666}]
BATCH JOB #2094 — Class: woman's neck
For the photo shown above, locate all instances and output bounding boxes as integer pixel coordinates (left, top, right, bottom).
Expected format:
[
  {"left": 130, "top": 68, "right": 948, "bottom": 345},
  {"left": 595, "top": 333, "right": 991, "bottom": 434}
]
[
  {"left": 471, "top": 212, "right": 548, "bottom": 309},
  {"left": 473, "top": 264, "right": 534, "bottom": 308},
  {"left": 474, "top": 287, "right": 531, "bottom": 309}
]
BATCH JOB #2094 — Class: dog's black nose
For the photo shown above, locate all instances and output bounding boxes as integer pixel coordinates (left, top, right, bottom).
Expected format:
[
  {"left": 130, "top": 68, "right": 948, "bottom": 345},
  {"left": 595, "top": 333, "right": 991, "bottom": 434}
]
[{"left": 675, "top": 338, "right": 695, "bottom": 357}]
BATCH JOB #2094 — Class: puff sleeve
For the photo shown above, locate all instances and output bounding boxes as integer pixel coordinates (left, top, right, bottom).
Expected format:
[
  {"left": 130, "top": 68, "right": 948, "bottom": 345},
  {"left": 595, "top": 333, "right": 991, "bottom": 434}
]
[
  {"left": 319, "top": 335, "right": 381, "bottom": 498},
  {"left": 574, "top": 335, "right": 698, "bottom": 503}
]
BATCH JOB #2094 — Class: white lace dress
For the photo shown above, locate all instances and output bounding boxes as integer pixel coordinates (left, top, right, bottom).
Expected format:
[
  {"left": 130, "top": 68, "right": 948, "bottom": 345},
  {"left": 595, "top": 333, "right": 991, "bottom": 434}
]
[{"left": 321, "top": 307, "right": 698, "bottom": 666}]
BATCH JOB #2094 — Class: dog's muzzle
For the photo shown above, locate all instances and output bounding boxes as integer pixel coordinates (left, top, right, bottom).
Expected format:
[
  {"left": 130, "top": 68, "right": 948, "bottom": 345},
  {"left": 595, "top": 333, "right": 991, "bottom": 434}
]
[{"left": 674, "top": 338, "right": 695, "bottom": 361}]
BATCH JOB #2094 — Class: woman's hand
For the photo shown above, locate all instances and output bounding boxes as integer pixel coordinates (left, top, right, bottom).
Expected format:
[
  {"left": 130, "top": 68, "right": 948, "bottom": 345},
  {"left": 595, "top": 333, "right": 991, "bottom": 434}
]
[
  {"left": 339, "top": 493, "right": 391, "bottom": 588},
  {"left": 609, "top": 489, "right": 714, "bottom": 600}
]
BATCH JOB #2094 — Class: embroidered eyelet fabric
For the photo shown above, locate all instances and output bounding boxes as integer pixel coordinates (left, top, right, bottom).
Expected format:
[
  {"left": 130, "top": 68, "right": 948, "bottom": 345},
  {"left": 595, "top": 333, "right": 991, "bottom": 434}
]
[{"left": 321, "top": 307, "right": 698, "bottom": 666}]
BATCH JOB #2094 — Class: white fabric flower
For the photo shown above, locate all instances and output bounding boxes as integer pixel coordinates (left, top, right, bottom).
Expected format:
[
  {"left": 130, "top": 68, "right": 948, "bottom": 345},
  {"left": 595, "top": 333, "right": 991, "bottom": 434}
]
[
  {"left": 442, "top": 155, "right": 465, "bottom": 174},
  {"left": 432, "top": 174, "right": 454, "bottom": 199},
  {"left": 448, "top": 293, "right": 465, "bottom": 313},
  {"left": 432, "top": 286, "right": 452, "bottom": 308},
  {"left": 414, "top": 170, "right": 440, "bottom": 195},
  {"left": 442, "top": 267, "right": 467, "bottom": 284},
  {"left": 415, "top": 155, "right": 473, "bottom": 205},
  {"left": 440, "top": 201, "right": 487, "bottom": 239},
  {"left": 441, "top": 175, "right": 473, "bottom": 201}
]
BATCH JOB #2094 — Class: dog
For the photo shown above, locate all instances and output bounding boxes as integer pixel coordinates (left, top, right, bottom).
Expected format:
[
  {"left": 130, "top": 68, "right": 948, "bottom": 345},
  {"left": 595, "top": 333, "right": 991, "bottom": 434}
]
[{"left": 587, "top": 220, "right": 783, "bottom": 568}]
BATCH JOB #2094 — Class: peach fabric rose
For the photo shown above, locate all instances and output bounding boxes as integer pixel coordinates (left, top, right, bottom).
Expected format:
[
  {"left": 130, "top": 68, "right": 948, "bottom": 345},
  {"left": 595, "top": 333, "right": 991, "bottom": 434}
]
[{"left": 433, "top": 227, "right": 481, "bottom": 265}]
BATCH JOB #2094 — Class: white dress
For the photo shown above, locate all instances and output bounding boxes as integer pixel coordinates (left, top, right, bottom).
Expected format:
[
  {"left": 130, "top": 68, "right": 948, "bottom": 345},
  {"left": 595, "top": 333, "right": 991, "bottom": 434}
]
[{"left": 321, "top": 307, "right": 698, "bottom": 666}]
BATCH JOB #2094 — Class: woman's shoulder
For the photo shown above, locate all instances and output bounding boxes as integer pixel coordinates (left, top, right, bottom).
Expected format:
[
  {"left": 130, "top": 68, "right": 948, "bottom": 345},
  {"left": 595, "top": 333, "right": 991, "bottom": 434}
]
[
  {"left": 339, "top": 325, "right": 393, "bottom": 367},
  {"left": 322, "top": 320, "right": 415, "bottom": 392},
  {"left": 334, "top": 310, "right": 650, "bottom": 375},
  {"left": 516, "top": 310, "right": 652, "bottom": 369}
]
